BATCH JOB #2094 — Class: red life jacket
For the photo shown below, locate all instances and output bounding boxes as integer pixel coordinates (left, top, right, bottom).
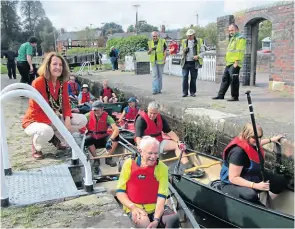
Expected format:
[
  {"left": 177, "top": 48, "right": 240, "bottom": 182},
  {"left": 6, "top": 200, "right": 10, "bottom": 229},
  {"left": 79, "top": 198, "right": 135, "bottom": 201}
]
[
  {"left": 81, "top": 92, "right": 90, "bottom": 103},
  {"left": 220, "top": 137, "right": 265, "bottom": 184},
  {"left": 125, "top": 106, "right": 139, "bottom": 120},
  {"left": 126, "top": 160, "right": 159, "bottom": 204},
  {"left": 137, "top": 110, "right": 163, "bottom": 142},
  {"left": 103, "top": 87, "right": 112, "bottom": 99},
  {"left": 68, "top": 81, "right": 79, "bottom": 96},
  {"left": 86, "top": 111, "right": 109, "bottom": 139}
]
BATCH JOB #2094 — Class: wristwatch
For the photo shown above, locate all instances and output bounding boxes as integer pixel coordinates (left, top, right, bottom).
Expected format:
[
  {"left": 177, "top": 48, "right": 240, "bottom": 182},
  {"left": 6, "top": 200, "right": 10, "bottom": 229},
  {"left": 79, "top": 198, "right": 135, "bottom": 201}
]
[{"left": 153, "top": 217, "right": 160, "bottom": 223}]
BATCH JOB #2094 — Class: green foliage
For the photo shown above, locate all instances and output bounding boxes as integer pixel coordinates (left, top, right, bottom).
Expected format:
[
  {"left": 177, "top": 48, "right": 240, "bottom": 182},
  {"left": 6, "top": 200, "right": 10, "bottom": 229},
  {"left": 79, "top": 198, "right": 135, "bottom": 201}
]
[
  {"left": 101, "top": 22, "right": 124, "bottom": 36},
  {"left": 127, "top": 25, "right": 135, "bottom": 33},
  {"left": 258, "top": 20, "right": 272, "bottom": 49},
  {"left": 77, "top": 27, "right": 99, "bottom": 47},
  {"left": 106, "top": 35, "right": 149, "bottom": 59},
  {"left": 180, "top": 23, "right": 218, "bottom": 46},
  {"left": 137, "top": 20, "right": 158, "bottom": 33},
  {"left": 1, "top": 1, "right": 21, "bottom": 50},
  {"left": 66, "top": 47, "right": 107, "bottom": 55},
  {"left": 184, "top": 122, "right": 220, "bottom": 155}
]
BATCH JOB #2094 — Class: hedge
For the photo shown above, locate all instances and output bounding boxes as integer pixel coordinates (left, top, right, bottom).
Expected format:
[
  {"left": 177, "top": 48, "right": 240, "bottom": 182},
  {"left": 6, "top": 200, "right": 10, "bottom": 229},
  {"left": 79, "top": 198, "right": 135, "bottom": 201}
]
[{"left": 106, "top": 35, "right": 149, "bottom": 59}]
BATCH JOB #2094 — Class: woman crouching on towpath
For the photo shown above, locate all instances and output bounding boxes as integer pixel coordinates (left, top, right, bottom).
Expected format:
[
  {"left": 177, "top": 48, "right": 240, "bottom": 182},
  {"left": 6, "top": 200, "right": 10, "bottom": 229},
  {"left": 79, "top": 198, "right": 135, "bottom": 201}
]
[{"left": 22, "top": 52, "right": 87, "bottom": 159}]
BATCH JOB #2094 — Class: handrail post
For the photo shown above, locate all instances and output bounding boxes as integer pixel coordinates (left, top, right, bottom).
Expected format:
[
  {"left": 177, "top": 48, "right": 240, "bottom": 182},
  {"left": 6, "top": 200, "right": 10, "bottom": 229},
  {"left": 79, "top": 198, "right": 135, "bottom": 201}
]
[
  {"left": 1, "top": 106, "right": 12, "bottom": 175},
  {"left": 0, "top": 86, "right": 93, "bottom": 193},
  {"left": 0, "top": 145, "right": 9, "bottom": 207}
]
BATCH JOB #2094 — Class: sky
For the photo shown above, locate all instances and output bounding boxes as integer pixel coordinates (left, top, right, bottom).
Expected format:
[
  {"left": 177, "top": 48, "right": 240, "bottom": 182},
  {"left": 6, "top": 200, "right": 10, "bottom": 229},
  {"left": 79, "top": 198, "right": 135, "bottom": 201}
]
[{"left": 39, "top": 0, "right": 282, "bottom": 32}]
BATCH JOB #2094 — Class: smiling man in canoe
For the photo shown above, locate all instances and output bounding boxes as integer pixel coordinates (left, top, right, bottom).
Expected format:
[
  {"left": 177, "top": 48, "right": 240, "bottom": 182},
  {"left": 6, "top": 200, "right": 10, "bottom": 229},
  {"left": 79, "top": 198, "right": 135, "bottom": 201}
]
[{"left": 116, "top": 136, "right": 180, "bottom": 228}]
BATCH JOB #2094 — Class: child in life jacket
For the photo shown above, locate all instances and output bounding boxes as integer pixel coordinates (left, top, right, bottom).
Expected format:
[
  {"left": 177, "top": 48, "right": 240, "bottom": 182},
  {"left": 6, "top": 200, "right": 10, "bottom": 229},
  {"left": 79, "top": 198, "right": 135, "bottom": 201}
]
[
  {"left": 77, "top": 84, "right": 95, "bottom": 105},
  {"left": 117, "top": 97, "right": 139, "bottom": 123}
]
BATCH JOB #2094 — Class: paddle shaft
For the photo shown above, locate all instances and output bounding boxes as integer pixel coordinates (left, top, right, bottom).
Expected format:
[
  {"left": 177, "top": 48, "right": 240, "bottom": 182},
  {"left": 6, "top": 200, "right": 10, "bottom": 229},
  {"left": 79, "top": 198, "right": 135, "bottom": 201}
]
[{"left": 245, "top": 91, "right": 265, "bottom": 181}]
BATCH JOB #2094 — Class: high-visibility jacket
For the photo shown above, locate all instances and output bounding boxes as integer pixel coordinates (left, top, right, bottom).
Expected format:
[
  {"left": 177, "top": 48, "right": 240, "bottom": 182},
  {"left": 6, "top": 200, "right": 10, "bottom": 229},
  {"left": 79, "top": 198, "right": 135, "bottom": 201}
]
[
  {"left": 148, "top": 38, "right": 166, "bottom": 65},
  {"left": 180, "top": 38, "right": 203, "bottom": 68},
  {"left": 220, "top": 137, "right": 264, "bottom": 184},
  {"left": 225, "top": 33, "right": 246, "bottom": 67}
]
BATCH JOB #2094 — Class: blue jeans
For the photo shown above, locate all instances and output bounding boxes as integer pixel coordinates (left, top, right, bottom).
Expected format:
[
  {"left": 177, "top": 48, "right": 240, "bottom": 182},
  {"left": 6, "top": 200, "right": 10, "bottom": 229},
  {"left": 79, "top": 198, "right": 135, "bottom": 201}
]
[
  {"left": 151, "top": 63, "right": 164, "bottom": 93},
  {"left": 110, "top": 57, "right": 116, "bottom": 70}
]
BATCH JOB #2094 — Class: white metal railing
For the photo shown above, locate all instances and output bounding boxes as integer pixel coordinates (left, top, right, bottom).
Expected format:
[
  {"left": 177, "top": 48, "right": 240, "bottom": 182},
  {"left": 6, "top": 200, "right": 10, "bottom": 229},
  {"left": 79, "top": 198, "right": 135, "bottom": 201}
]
[
  {"left": 198, "top": 56, "right": 216, "bottom": 81},
  {"left": 0, "top": 83, "right": 94, "bottom": 206},
  {"left": 162, "top": 55, "right": 216, "bottom": 81},
  {"left": 77, "top": 61, "right": 92, "bottom": 76},
  {"left": 124, "top": 54, "right": 217, "bottom": 81},
  {"left": 125, "top": 56, "right": 135, "bottom": 71}
]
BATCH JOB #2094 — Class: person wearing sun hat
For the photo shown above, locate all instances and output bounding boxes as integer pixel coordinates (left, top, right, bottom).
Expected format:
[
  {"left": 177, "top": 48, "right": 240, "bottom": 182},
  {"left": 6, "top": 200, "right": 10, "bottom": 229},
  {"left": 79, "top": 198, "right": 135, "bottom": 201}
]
[
  {"left": 180, "top": 28, "right": 204, "bottom": 98},
  {"left": 77, "top": 84, "right": 95, "bottom": 105}
]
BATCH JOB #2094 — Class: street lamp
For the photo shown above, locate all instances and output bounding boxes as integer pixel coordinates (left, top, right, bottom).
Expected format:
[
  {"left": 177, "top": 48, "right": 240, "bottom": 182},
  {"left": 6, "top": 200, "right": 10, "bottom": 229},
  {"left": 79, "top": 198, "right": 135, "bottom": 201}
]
[{"left": 133, "top": 4, "right": 140, "bottom": 34}]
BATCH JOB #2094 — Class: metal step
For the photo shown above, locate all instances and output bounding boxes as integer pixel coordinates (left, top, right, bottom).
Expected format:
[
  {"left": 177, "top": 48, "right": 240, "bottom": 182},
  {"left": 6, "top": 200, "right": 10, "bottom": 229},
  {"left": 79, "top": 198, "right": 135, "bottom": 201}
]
[{"left": 6, "top": 164, "right": 81, "bottom": 207}]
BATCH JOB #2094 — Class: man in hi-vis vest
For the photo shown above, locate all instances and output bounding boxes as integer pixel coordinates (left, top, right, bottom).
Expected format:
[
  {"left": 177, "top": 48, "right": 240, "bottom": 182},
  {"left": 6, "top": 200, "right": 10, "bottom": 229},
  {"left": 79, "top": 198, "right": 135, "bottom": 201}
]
[
  {"left": 180, "top": 29, "right": 204, "bottom": 97},
  {"left": 212, "top": 24, "right": 246, "bottom": 101},
  {"left": 147, "top": 31, "right": 167, "bottom": 95}
]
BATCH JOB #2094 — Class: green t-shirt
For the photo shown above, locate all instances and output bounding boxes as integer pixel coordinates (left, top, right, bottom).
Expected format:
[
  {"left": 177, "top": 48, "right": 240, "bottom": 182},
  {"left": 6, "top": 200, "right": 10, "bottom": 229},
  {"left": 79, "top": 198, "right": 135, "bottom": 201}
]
[
  {"left": 17, "top": 42, "right": 33, "bottom": 62},
  {"left": 85, "top": 112, "right": 115, "bottom": 125}
]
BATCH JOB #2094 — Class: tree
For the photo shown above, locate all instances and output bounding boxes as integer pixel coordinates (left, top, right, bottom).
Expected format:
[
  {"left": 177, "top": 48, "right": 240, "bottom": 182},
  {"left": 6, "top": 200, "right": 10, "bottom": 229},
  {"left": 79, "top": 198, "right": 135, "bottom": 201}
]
[
  {"left": 127, "top": 25, "right": 135, "bottom": 33},
  {"left": 1, "top": 0, "right": 21, "bottom": 50},
  {"left": 180, "top": 25, "right": 206, "bottom": 39},
  {"left": 204, "top": 22, "right": 217, "bottom": 46},
  {"left": 39, "top": 26, "right": 55, "bottom": 52},
  {"left": 101, "top": 22, "right": 124, "bottom": 36},
  {"left": 77, "top": 27, "right": 99, "bottom": 47},
  {"left": 258, "top": 20, "right": 272, "bottom": 49},
  {"left": 180, "top": 23, "right": 217, "bottom": 47},
  {"left": 137, "top": 20, "right": 158, "bottom": 33},
  {"left": 20, "top": 0, "right": 45, "bottom": 35}
]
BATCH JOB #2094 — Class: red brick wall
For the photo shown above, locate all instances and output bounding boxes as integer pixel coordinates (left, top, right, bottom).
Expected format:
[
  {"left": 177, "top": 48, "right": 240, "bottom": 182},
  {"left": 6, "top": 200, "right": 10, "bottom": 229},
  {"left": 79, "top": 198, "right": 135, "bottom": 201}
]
[{"left": 233, "top": 2, "right": 294, "bottom": 87}]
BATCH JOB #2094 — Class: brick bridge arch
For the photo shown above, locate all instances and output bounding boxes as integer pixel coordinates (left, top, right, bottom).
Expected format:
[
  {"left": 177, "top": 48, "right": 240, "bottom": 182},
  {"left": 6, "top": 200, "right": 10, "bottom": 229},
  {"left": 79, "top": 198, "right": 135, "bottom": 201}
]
[{"left": 216, "top": 2, "right": 294, "bottom": 91}]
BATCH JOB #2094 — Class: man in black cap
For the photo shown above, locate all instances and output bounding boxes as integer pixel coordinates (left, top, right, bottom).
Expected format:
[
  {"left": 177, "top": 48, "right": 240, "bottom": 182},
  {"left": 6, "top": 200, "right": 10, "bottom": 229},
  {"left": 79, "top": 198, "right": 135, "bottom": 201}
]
[
  {"left": 84, "top": 100, "right": 119, "bottom": 167},
  {"left": 3, "top": 49, "right": 17, "bottom": 79}
]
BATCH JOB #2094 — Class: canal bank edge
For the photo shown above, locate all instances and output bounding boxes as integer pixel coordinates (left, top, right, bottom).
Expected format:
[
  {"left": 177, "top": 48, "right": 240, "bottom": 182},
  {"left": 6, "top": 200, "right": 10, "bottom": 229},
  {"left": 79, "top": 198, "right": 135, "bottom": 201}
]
[{"left": 76, "top": 75, "right": 294, "bottom": 183}]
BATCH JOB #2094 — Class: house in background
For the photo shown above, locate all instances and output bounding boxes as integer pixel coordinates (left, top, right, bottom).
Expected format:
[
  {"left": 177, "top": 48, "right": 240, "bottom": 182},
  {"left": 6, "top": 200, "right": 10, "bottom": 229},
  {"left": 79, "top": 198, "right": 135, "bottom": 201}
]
[{"left": 56, "top": 28, "right": 102, "bottom": 52}]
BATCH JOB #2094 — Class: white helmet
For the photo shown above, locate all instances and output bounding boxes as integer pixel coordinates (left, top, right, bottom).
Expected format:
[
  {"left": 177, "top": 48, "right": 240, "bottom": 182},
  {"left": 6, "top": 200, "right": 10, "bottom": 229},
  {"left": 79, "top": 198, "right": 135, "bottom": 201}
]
[
  {"left": 82, "top": 84, "right": 89, "bottom": 88},
  {"left": 186, "top": 29, "right": 196, "bottom": 36}
]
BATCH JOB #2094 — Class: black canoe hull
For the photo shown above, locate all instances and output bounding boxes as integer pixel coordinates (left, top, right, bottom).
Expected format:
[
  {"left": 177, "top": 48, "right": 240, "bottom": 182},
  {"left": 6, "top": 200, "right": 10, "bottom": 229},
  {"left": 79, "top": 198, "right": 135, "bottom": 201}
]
[{"left": 171, "top": 175, "right": 294, "bottom": 228}]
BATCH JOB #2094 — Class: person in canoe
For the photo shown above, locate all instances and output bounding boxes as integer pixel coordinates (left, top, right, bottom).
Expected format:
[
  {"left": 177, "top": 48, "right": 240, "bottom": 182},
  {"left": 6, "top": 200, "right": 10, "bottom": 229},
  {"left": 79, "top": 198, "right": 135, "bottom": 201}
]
[
  {"left": 78, "top": 84, "right": 95, "bottom": 105},
  {"left": 100, "top": 80, "right": 118, "bottom": 103},
  {"left": 116, "top": 136, "right": 180, "bottom": 228},
  {"left": 22, "top": 52, "right": 87, "bottom": 159},
  {"left": 84, "top": 100, "right": 119, "bottom": 167},
  {"left": 135, "top": 101, "right": 192, "bottom": 166},
  {"left": 220, "top": 123, "right": 288, "bottom": 205},
  {"left": 117, "top": 97, "right": 139, "bottom": 123},
  {"left": 67, "top": 75, "right": 81, "bottom": 101}
]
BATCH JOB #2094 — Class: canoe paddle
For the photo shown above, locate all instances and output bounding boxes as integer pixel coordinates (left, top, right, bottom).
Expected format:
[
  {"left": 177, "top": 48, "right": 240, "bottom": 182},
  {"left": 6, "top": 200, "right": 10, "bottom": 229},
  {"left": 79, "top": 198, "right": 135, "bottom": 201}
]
[
  {"left": 245, "top": 91, "right": 271, "bottom": 207},
  {"left": 245, "top": 91, "right": 266, "bottom": 181}
]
